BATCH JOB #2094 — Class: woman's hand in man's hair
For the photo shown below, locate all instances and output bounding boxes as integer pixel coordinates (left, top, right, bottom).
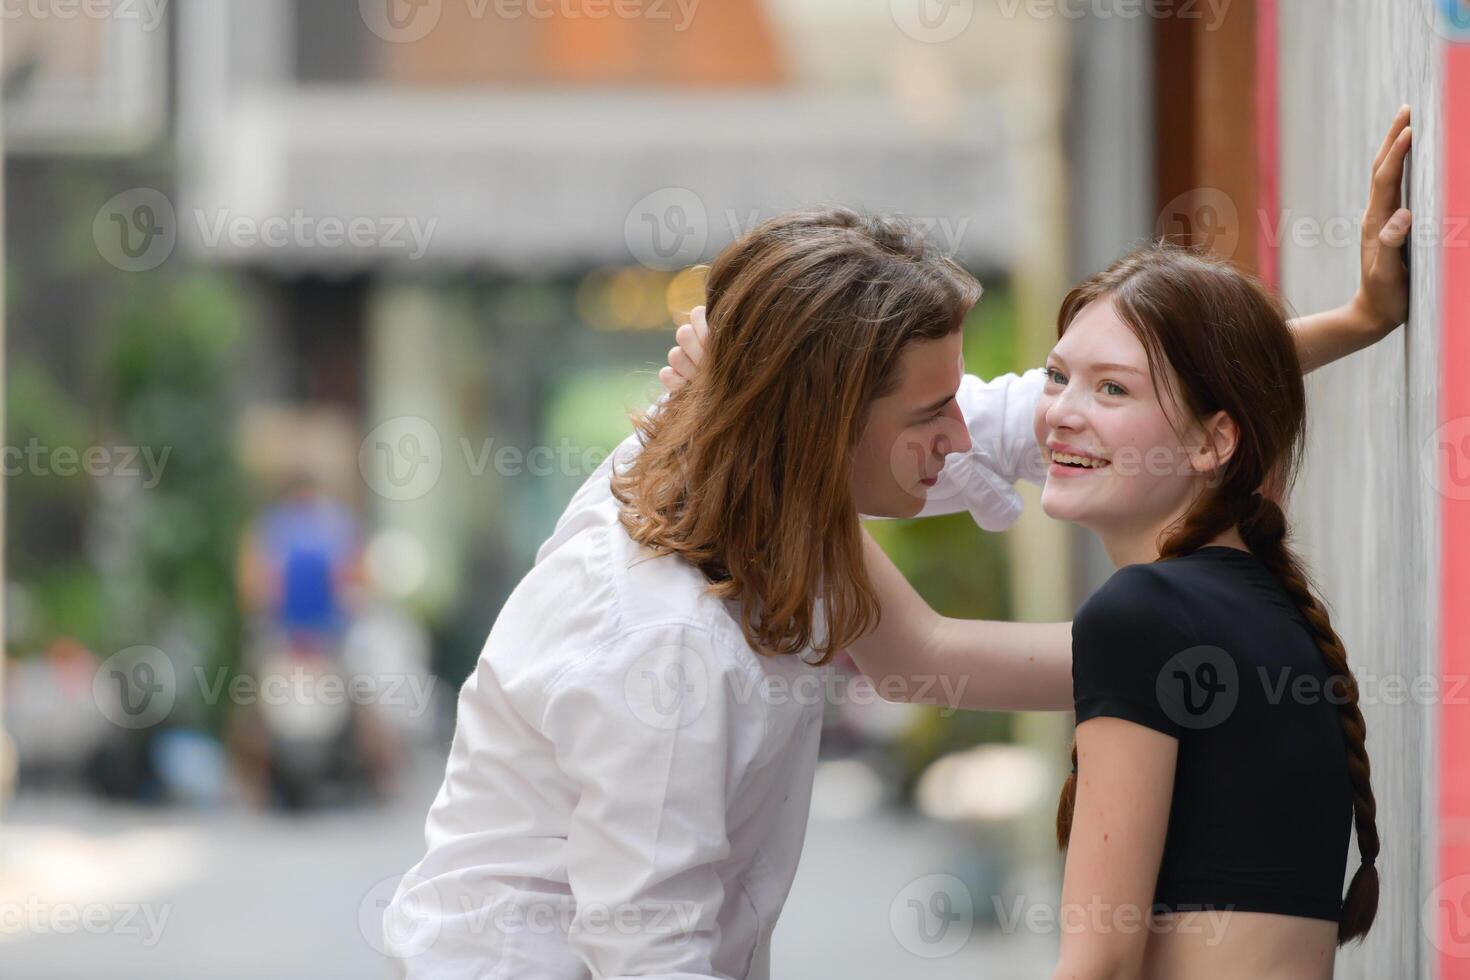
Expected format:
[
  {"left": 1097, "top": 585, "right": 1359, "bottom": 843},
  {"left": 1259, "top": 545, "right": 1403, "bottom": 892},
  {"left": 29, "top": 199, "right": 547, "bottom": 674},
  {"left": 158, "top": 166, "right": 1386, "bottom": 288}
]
[{"left": 660, "top": 305, "right": 710, "bottom": 392}]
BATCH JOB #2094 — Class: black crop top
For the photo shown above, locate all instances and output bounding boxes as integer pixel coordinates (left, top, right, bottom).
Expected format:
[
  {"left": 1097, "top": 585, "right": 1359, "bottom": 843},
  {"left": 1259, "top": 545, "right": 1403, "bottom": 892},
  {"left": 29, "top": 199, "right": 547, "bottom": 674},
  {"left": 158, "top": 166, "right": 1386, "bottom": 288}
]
[{"left": 1071, "top": 545, "right": 1353, "bottom": 923}]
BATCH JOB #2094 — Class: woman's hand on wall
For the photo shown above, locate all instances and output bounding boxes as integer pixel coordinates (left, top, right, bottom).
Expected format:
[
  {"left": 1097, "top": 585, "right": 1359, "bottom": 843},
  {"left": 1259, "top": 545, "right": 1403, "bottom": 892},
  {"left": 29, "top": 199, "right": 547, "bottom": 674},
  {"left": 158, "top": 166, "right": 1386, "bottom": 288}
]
[
  {"left": 1352, "top": 105, "right": 1414, "bottom": 337},
  {"left": 1290, "top": 107, "right": 1414, "bottom": 373}
]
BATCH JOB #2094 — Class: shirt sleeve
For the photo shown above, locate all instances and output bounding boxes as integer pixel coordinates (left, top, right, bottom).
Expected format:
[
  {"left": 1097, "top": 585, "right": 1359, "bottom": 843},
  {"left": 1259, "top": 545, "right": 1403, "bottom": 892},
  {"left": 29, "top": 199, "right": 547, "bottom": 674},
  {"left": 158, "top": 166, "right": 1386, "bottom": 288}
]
[
  {"left": 905, "top": 367, "right": 1049, "bottom": 530},
  {"left": 1071, "top": 565, "right": 1200, "bottom": 740},
  {"left": 541, "top": 621, "right": 764, "bottom": 980}
]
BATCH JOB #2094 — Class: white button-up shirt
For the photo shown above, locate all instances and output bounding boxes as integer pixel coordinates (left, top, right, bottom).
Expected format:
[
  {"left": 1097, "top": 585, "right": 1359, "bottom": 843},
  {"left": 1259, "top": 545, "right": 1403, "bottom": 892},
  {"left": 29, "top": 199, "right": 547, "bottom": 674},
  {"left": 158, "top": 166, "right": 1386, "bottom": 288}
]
[{"left": 384, "top": 368, "right": 1046, "bottom": 980}]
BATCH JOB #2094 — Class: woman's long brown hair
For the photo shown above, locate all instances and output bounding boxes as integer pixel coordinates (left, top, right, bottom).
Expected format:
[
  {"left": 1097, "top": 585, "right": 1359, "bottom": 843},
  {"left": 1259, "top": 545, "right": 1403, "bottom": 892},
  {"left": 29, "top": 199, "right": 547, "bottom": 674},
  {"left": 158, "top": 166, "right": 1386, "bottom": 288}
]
[
  {"left": 1051, "top": 244, "right": 1379, "bottom": 945},
  {"left": 611, "top": 206, "right": 980, "bottom": 663}
]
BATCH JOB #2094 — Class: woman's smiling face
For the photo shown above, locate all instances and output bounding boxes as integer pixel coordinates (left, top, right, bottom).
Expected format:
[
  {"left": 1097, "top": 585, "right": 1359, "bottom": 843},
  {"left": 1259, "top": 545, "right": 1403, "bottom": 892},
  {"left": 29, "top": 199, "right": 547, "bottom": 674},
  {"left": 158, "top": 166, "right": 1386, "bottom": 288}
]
[{"left": 1032, "top": 297, "right": 1215, "bottom": 539}]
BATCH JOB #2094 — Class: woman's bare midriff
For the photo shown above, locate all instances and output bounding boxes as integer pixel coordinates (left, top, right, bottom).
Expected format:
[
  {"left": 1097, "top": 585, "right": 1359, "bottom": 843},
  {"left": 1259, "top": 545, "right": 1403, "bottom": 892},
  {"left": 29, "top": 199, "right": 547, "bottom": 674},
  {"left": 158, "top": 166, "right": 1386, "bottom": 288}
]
[{"left": 1141, "top": 910, "right": 1338, "bottom": 980}]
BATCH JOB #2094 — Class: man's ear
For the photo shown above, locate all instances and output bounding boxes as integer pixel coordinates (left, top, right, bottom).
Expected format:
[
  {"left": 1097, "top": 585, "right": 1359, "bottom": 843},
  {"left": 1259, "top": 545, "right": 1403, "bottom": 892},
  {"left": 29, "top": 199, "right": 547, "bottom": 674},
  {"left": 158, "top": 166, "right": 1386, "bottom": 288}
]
[{"left": 1190, "top": 410, "right": 1240, "bottom": 475}]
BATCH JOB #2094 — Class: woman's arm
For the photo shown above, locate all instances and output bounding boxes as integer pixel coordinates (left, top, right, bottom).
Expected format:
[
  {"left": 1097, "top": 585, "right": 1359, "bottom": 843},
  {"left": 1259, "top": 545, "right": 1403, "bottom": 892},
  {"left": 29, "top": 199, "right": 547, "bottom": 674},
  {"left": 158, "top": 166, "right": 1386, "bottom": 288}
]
[
  {"left": 668, "top": 113, "right": 1409, "bottom": 394},
  {"left": 1052, "top": 717, "right": 1178, "bottom": 980},
  {"left": 850, "top": 526, "right": 1073, "bottom": 711},
  {"left": 664, "top": 113, "right": 1411, "bottom": 391},
  {"left": 1289, "top": 106, "right": 1413, "bottom": 373}
]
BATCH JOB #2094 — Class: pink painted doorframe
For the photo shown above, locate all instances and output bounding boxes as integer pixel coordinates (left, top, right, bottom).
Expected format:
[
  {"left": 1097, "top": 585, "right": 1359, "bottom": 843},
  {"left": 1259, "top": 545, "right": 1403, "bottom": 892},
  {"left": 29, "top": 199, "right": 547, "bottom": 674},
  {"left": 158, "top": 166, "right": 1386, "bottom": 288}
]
[{"left": 1440, "top": 29, "right": 1470, "bottom": 980}]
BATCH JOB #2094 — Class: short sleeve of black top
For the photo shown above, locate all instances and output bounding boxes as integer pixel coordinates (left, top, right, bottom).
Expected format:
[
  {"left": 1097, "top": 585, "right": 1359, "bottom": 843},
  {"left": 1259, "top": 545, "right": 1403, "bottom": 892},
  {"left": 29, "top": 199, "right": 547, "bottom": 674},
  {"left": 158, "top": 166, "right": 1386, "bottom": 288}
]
[
  {"left": 1072, "top": 563, "right": 1198, "bottom": 739},
  {"left": 1069, "top": 547, "right": 1354, "bottom": 924}
]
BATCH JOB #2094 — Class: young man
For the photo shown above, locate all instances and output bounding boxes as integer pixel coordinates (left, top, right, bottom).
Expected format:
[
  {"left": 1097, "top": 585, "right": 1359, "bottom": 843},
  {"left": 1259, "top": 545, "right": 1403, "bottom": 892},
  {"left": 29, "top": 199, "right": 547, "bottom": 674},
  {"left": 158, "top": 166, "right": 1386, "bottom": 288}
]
[{"left": 385, "top": 112, "right": 1411, "bottom": 980}]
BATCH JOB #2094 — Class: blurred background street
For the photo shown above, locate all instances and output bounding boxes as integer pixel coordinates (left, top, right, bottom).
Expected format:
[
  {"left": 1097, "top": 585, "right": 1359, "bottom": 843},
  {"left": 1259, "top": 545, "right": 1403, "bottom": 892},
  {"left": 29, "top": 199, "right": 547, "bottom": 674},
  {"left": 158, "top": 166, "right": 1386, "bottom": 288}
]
[
  {"left": 2, "top": 3, "right": 1083, "bottom": 976},
  {"left": 3, "top": 746, "right": 1057, "bottom": 978}
]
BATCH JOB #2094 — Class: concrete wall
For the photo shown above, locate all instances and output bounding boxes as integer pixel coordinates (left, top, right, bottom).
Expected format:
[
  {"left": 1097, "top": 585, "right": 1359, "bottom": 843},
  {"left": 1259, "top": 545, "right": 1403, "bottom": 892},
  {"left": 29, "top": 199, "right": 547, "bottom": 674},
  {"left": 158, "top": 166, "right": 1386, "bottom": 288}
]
[{"left": 1279, "top": 2, "right": 1443, "bottom": 975}]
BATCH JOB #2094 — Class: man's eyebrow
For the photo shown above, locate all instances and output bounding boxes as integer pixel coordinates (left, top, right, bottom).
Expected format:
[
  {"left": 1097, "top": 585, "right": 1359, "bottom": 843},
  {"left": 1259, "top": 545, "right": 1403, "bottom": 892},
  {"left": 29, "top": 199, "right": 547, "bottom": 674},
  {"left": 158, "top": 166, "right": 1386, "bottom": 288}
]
[
  {"left": 914, "top": 393, "right": 956, "bottom": 416},
  {"left": 1046, "top": 353, "right": 1146, "bottom": 376}
]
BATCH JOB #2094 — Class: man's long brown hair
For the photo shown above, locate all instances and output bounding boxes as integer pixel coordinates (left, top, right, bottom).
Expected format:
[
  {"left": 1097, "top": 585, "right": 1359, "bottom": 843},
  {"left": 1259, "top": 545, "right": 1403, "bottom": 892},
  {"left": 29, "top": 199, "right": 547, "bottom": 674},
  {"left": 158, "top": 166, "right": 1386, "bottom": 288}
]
[
  {"left": 1050, "top": 244, "right": 1379, "bottom": 945},
  {"left": 611, "top": 206, "right": 980, "bottom": 663}
]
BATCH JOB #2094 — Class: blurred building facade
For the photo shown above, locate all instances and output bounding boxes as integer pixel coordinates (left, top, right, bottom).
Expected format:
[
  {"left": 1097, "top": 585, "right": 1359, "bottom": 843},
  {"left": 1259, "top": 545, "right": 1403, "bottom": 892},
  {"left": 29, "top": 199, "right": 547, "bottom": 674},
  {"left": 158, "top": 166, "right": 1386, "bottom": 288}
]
[{"left": 167, "top": 0, "right": 1072, "bottom": 679}]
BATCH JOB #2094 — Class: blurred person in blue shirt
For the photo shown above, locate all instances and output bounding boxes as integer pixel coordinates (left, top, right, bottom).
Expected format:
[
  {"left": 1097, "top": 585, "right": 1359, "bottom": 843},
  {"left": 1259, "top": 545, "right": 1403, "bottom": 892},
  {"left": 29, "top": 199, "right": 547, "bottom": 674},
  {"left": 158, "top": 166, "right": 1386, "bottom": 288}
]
[{"left": 240, "top": 473, "right": 363, "bottom": 654}]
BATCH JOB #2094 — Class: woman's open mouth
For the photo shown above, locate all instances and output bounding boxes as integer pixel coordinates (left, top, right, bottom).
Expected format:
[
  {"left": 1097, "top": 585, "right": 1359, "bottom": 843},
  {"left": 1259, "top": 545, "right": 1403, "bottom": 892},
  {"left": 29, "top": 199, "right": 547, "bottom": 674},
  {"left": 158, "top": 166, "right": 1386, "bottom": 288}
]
[{"left": 1047, "top": 450, "right": 1111, "bottom": 476}]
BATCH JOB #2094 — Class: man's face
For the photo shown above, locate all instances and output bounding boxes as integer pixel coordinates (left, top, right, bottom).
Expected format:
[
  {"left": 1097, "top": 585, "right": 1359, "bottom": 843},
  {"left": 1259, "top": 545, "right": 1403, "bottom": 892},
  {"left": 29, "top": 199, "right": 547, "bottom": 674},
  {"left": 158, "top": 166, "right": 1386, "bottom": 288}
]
[{"left": 852, "top": 331, "right": 972, "bottom": 518}]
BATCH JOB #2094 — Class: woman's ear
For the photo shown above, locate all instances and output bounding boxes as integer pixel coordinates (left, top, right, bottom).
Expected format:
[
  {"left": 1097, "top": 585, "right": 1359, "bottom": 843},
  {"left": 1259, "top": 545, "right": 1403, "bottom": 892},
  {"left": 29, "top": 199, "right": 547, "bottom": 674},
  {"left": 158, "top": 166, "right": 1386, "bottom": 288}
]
[{"left": 1190, "top": 410, "right": 1240, "bottom": 475}]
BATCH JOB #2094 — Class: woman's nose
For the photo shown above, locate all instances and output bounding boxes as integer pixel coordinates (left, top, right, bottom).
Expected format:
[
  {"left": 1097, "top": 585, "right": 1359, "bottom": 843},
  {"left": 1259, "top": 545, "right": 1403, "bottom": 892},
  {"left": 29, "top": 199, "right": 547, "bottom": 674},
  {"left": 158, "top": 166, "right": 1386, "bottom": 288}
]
[{"left": 1044, "top": 385, "right": 1085, "bottom": 431}]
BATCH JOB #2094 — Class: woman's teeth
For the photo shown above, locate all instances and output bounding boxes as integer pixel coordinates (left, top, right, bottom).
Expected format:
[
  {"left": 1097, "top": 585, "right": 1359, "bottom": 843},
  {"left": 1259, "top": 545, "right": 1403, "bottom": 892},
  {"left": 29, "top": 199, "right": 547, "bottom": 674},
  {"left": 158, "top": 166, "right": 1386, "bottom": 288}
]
[{"left": 1053, "top": 452, "right": 1109, "bottom": 469}]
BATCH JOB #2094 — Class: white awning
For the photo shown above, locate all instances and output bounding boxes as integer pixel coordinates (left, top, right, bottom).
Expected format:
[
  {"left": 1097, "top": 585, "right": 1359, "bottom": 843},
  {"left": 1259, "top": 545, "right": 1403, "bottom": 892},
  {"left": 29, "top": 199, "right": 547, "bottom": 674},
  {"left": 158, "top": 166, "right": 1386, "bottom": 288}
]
[{"left": 178, "top": 89, "right": 1019, "bottom": 274}]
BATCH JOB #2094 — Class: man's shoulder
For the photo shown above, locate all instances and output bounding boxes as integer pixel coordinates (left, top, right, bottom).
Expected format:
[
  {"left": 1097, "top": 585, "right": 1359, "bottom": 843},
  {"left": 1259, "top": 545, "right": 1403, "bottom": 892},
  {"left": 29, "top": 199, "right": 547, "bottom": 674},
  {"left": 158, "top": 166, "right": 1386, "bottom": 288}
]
[
  {"left": 492, "top": 488, "right": 751, "bottom": 694},
  {"left": 532, "top": 432, "right": 640, "bottom": 566},
  {"left": 489, "top": 553, "right": 760, "bottom": 719},
  {"left": 534, "top": 430, "right": 752, "bottom": 648}
]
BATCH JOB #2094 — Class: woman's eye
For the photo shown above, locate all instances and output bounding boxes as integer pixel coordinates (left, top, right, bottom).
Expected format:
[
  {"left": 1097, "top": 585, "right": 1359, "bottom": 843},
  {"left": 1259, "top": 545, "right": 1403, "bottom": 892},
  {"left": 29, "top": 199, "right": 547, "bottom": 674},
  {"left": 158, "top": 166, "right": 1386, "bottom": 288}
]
[
  {"left": 1102, "top": 381, "right": 1127, "bottom": 397},
  {"left": 921, "top": 412, "right": 945, "bottom": 427},
  {"left": 1045, "top": 368, "right": 1065, "bottom": 385}
]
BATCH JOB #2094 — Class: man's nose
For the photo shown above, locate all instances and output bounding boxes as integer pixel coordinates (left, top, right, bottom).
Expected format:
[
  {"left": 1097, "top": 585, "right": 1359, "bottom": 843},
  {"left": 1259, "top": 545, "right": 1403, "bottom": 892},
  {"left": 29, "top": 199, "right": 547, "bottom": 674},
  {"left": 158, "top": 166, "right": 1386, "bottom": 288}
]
[{"left": 936, "top": 401, "right": 972, "bottom": 456}]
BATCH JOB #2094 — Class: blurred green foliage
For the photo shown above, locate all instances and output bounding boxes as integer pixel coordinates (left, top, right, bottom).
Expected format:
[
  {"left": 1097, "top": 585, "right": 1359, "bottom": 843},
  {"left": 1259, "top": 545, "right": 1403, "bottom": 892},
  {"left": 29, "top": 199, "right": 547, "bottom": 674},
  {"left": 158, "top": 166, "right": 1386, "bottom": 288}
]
[
  {"left": 108, "top": 275, "right": 249, "bottom": 683},
  {"left": 7, "top": 271, "right": 248, "bottom": 730}
]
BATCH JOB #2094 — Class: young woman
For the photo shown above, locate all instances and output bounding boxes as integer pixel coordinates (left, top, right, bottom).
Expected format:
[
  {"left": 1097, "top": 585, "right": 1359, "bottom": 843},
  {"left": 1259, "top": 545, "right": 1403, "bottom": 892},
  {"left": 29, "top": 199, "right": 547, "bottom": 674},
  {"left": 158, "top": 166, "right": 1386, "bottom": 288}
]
[
  {"left": 669, "top": 249, "right": 1388, "bottom": 978},
  {"left": 662, "top": 111, "right": 1412, "bottom": 976},
  {"left": 1039, "top": 244, "right": 1374, "bottom": 979}
]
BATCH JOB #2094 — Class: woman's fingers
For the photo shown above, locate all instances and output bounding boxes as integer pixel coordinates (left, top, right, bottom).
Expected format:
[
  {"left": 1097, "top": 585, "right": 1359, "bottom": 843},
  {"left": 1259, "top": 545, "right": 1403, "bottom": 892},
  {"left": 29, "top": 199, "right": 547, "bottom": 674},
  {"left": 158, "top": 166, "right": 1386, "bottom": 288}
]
[
  {"left": 690, "top": 305, "right": 711, "bottom": 348},
  {"left": 1378, "top": 207, "right": 1412, "bottom": 249},
  {"left": 674, "top": 322, "right": 701, "bottom": 364},
  {"left": 668, "top": 344, "right": 698, "bottom": 381},
  {"left": 676, "top": 312, "right": 706, "bottom": 368},
  {"left": 663, "top": 305, "right": 709, "bottom": 395},
  {"left": 1371, "top": 105, "right": 1411, "bottom": 176},
  {"left": 1374, "top": 127, "right": 1411, "bottom": 207},
  {"left": 1366, "top": 125, "right": 1412, "bottom": 240}
]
